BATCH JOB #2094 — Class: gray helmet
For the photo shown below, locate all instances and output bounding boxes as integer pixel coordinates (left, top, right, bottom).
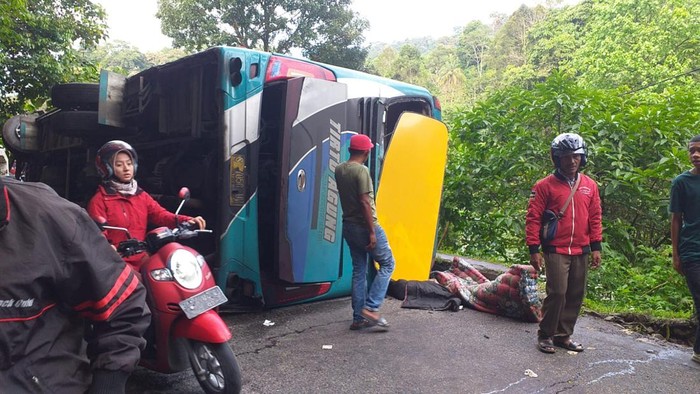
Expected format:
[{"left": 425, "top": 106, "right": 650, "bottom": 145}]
[
  {"left": 96, "top": 140, "right": 138, "bottom": 180},
  {"left": 550, "top": 133, "right": 587, "bottom": 168}
]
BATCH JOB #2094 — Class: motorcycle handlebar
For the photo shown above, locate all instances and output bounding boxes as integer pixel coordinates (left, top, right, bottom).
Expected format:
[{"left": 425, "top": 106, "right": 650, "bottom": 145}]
[{"left": 116, "top": 239, "right": 147, "bottom": 257}]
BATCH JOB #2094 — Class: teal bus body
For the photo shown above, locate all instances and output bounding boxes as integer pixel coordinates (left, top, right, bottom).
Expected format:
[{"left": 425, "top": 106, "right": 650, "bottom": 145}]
[
  {"left": 211, "top": 47, "right": 440, "bottom": 308},
  {"left": 5, "top": 46, "right": 442, "bottom": 310}
]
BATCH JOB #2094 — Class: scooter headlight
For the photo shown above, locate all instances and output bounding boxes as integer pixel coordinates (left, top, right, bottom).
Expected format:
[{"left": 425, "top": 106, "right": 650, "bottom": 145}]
[{"left": 167, "top": 249, "right": 203, "bottom": 289}]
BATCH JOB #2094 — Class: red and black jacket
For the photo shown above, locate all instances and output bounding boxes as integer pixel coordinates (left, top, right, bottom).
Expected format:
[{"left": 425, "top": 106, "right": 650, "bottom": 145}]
[
  {"left": 526, "top": 171, "right": 603, "bottom": 255},
  {"left": 0, "top": 177, "right": 150, "bottom": 392}
]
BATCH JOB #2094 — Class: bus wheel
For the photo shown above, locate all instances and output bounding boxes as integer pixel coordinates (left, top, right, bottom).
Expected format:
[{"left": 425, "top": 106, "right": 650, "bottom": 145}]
[
  {"left": 51, "top": 83, "right": 99, "bottom": 111},
  {"left": 49, "top": 111, "right": 98, "bottom": 138}
]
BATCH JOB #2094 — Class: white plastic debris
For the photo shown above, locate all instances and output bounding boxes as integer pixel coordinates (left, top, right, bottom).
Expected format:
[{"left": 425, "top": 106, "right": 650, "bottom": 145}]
[
  {"left": 567, "top": 351, "right": 579, "bottom": 355},
  {"left": 322, "top": 345, "right": 333, "bottom": 350},
  {"left": 524, "top": 369, "right": 538, "bottom": 378},
  {"left": 263, "top": 319, "right": 275, "bottom": 326}
]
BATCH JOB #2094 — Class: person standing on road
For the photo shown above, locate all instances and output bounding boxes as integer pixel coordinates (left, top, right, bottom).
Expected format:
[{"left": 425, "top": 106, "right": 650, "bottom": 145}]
[
  {"left": 335, "top": 133, "right": 395, "bottom": 330},
  {"left": 669, "top": 134, "right": 700, "bottom": 364},
  {"left": 0, "top": 176, "right": 151, "bottom": 393},
  {"left": 525, "top": 133, "right": 602, "bottom": 354}
]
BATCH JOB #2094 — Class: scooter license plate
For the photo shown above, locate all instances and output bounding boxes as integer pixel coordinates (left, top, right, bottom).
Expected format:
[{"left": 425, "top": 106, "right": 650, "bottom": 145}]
[{"left": 179, "top": 286, "right": 228, "bottom": 319}]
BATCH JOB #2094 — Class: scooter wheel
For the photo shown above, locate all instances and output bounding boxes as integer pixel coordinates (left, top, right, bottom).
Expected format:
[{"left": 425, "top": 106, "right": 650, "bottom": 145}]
[{"left": 187, "top": 340, "right": 242, "bottom": 394}]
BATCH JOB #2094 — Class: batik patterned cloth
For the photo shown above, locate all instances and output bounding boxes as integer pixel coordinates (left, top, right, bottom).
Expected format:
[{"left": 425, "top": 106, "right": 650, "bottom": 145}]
[{"left": 433, "top": 257, "right": 542, "bottom": 322}]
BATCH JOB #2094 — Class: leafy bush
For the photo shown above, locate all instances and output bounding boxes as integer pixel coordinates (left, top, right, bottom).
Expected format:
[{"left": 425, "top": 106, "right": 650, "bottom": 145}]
[
  {"left": 586, "top": 244, "right": 693, "bottom": 318},
  {"left": 441, "top": 73, "right": 700, "bottom": 317}
]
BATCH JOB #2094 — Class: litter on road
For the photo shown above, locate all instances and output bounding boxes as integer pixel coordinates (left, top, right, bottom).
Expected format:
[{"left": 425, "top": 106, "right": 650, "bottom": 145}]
[{"left": 524, "top": 369, "right": 538, "bottom": 378}]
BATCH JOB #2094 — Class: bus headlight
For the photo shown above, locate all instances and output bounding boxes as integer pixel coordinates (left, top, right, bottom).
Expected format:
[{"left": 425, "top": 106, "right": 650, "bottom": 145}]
[{"left": 167, "top": 249, "right": 203, "bottom": 289}]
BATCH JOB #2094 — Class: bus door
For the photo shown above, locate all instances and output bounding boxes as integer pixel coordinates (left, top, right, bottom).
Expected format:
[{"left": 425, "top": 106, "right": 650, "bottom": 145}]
[{"left": 261, "top": 77, "right": 348, "bottom": 284}]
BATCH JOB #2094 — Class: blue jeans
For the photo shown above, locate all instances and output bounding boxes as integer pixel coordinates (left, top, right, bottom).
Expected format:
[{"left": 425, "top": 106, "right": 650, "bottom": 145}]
[
  {"left": 683, "top": 261, "right": 700, "bottom": 353},
  {"left": 343, "top": 221, "right": 395, "bottom": 322}
]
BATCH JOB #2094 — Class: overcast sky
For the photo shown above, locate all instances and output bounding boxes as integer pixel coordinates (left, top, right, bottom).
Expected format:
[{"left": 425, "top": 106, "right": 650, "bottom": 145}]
[{"left": 93, "top": 0, "right": 576, "bottom": 53}]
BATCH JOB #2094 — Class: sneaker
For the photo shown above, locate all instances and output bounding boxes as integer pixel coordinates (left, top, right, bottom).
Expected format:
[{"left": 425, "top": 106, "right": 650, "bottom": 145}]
[
  {"left": 692, "top": 353, "right": 700, "bottom": 364},
  {"left": 349, "top": 320, "right": 372, "bottom": 331}
]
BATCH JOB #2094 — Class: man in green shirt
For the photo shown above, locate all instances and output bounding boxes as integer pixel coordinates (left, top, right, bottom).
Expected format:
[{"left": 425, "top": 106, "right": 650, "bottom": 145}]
[
  {"left": 670, "top": 134, "right": 700, "bottom": 364},
  {"left": 335, "top": 134, "right": 395, "bottom": 330}
]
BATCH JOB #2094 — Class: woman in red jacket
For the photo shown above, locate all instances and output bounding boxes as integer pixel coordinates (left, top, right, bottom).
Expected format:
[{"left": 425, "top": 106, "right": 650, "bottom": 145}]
[{"left": 87, "top": 140, "right": 205, "bottom": 269}]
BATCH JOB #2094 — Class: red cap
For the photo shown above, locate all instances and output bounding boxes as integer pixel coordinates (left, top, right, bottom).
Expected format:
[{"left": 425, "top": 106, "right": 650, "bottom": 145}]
[{"left": 349, "top": 134, "right": 374, "bottom": 151}]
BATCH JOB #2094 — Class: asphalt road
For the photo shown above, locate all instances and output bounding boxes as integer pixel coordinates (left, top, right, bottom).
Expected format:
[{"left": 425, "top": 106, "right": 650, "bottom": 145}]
[{"left": 127, "top": 295, "right": 700, "bottom": 394}]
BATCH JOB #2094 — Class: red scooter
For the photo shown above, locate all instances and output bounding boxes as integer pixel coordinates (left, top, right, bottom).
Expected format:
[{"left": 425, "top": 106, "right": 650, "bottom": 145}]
[{"left": 96, "top": 188, "right": 242, "bottom": 394}]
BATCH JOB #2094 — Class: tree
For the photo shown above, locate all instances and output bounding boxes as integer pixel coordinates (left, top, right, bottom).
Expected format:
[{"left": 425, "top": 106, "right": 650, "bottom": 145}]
[
  {"left": 527, "top": 2, "right": 588, "bottom": 76},
  {"left": 366, "top": 46, "right": 398, "bottom": 78},
  {"left": 157, "top": 0, "right": 369, "bottom": 68},
  {"left": 528, "top": 0, "right": 700, "bottom": 91},
  {"left": 146, "top": 47, "right": 191, "bottom": 67},
  {"left": 0, "top": 0, "right": 106, "bottom": 119},
  {"left": 301, "top": 5, "right": 368, "bottom": 70},
  {"left": 457, "top": 21, "right": 492, "bottom": 76},
  {"left": 390, "top": 45, "right": 431, "bottom": 87},
  {"left": 485, "top": 5, "right": 548, "bottom": 80},
  {"left": 571, "top": 0, "right": 700, "bottom": 90},
  {"left": 424, "top": 45, "right": 467, "bottom": 108},
  {"left": 85, "top": 41, "right": 151, "bottom": 76}
]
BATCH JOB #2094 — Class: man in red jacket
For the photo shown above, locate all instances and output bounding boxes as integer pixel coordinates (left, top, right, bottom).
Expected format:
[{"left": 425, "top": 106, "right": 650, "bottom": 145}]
[{"left": 526, "top": 133, "right": 602, "bottom": 354}]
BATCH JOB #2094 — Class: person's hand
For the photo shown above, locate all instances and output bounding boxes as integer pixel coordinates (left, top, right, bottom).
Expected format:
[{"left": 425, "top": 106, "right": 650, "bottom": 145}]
[
  {"left": 590, "top": 250, "right": 601, "bottom": 269},
  {"left": 673, "top": 256, "right": 684, "bottom": 276},
  {"left": 530, "top": 253, "right": 543, "bottom": 272},
  {"left": 188, "top": 216, "right": 206, "bottom": 230},
  {"left": 366, "top": 233, "right": 377, "bottom": 251}
]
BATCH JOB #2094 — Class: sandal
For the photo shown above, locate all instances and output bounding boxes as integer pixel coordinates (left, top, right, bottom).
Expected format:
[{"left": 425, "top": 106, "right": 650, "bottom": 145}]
[
  {"left": 537, "top": 338, "right": 556, "bottom": 354},
  {"left": 361, "top": 308, "right": 390, "bottom": 328},
  {"left": 553, "top": 338, "right": 584, "bottom": 352},
  {"left": 349, "top": 320, "right": 372, "bottom": 331}
]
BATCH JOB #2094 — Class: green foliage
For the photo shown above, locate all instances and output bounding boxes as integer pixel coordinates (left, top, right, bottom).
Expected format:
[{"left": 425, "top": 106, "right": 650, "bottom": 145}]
[
  {"left": 366, "top": 47, "right": 398, "bottom": 78},
  {"left": 529, "top": 0, "right": 700, "bottom": 91},
  {"left": 424, "top": 45, "right": 468, "bottom": 107},
  {"left": 359, "top": 0, "right": 700, "bottom": 319},
  {"left": 85, "top": 41, "right": 151, "bottom": 76},
  {"left": 157, "top": 0, "right": 369, "bottom": 69},
  {"left": 485, "top": 5, "right": 548, "bottom": 72},
  {"left": 456, "top": 21, "right": 492, "bottom": 71},
  {"left": 442, "top": 72, "right": 601, "bottom": 261},
  {"left": 443, "top": 72, "right": 700, "bottom": 317},
  {"left": 145, "top": 47, "right": 192, "bottom": 67},
  {"left": 0, "top": 0, "right": 106, "bottom": 120},
  {"left": 586, "top": 244, "right": 693, "bottom": 317},
  {"left": 390, "top": 45, "right": 432, "bottom": 88}
]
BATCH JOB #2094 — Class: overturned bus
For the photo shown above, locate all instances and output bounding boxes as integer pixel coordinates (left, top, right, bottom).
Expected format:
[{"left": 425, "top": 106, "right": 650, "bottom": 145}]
[{"left": 2, "top": 47, "right": 448, "bottom": 310}]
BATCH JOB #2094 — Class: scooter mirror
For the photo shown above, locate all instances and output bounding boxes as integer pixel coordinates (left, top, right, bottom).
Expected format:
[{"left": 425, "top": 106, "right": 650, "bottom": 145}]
[
  {"left": 178, "top": 187, "right": 190, "bottom": 201},
  {"left": 175, "top": 187, "right": 190, "bottom": 218}
]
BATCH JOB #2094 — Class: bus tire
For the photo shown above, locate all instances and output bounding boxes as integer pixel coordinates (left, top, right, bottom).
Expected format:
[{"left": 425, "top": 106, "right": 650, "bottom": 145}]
[
  {"left": 49, "top": 110, "right": 99, "bottom": 137},
  {"left": 51, "top": 83, "right": 99, "bottom": 111},
  {"left": 2, "top": 114, "right": 40, "bottom": 154}
]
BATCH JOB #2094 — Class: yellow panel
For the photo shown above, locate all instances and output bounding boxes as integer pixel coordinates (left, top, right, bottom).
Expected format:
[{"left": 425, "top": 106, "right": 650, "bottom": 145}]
[{"left": 376, "top": 112, "right": 448, "bottom": 280}]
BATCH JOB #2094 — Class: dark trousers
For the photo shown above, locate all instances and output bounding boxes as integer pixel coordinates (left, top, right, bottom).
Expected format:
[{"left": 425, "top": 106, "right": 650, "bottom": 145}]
[
  {"left": 538, "top": 253, "right": 588, "bottom": 339},
  {"left": 683, "top": 261, "right": 700, "bottom": 354}
]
